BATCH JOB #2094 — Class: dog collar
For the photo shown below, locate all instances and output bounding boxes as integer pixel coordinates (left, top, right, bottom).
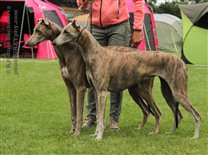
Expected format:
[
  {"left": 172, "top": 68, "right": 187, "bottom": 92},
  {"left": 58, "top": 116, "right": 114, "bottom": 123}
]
[{"left": 76, "top": 27, "right": 86, "bottom": 42}]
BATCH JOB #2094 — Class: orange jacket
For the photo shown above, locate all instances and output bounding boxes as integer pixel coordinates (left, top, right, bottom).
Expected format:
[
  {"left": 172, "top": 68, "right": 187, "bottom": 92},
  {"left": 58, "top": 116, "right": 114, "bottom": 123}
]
[{"left": 77, "top": 0, "right": 144, "bottom": 30}]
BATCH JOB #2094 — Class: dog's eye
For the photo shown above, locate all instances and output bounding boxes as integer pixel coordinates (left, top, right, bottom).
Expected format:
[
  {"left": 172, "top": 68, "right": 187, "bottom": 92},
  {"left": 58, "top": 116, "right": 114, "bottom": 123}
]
[
  {"left": 67, "top": 20, "right": 73, "bottom": 24},
  {"left": 63, "top": 29, "right": 68, "bottom": 33},
  {"left": 35, "top": 29, "right": 42, "bottom": 35}
]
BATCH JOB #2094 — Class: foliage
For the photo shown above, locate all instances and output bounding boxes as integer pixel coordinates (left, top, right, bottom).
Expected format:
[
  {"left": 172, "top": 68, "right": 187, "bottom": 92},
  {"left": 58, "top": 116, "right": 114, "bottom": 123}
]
[
  {"left": 147, "top": 0, "right": 208, "bottom": 18},
  {"left": 148, "top": 2, "right": 187, "bottom": 18}
]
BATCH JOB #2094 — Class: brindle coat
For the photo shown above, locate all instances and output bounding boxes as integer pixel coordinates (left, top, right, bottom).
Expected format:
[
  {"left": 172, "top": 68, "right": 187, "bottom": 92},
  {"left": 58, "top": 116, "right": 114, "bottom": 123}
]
[
  {"left": 25, "top": 19, "right": 87, "bottom": 135},
  {"left": 25, "top": 19, "right": 182, "bottom": 137},
  {"left": 53, "top": 20, "right": 201, "bottom": 140}
]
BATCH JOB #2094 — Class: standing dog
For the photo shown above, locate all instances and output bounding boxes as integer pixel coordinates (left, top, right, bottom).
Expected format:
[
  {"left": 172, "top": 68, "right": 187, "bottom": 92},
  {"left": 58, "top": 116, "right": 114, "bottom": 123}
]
[
  {"left": 25, "top": 19, "right": 87, "bottom": 135},
  {"left": 25, "top": 18, "right": 182, "bottom": 136},
  {"left": 53, "top": 20, "right": 201, "bottom": 140}
]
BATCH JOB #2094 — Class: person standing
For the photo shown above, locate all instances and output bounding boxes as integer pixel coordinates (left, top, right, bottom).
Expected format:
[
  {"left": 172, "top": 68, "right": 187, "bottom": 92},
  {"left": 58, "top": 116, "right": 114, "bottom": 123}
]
[{"left": 77, "top": 0, "right": 144, "bottom": 130}]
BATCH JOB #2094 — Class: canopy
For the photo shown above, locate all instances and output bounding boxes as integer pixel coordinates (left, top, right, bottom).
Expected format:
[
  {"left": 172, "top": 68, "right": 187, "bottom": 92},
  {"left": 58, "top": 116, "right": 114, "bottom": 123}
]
[
  {"left": 180, "top": 3, "right": 208, "bottom": 65},
  {"left": 154, "top": 13, "right": 182, "bottom": 53}
]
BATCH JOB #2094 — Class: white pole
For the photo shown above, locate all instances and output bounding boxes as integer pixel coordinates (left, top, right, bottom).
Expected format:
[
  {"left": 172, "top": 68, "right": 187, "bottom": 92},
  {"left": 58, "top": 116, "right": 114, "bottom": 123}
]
[
  {"left": 26, "top": 6, "right": 34, "bottom": 58},
  {"left": 17, "top": 1, "right": 26, "bottom": 58},
  {"left": 143, "top": 23, "right": 152, "bottom": 51}
]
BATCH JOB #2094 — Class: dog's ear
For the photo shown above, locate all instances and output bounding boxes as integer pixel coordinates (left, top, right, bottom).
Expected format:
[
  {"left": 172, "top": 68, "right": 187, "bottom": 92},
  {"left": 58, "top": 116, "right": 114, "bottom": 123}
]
[
  {"left": 67, "top": 19, "right": 73, "bottom": 24},
  {"left": 38, "top": 18, "right": 45, "bottom": 24},
  {"left": 43, "top": 18, "right": 51, "bottom": 27},
  {"left": 72, "top": 20, "right": 80, "bottom": 30},
  {"left": 40, "top": 18, "right": 51, "bottom": 28},
  {"left": 38, "top": 18, "right": 43, "bottom": 22}
]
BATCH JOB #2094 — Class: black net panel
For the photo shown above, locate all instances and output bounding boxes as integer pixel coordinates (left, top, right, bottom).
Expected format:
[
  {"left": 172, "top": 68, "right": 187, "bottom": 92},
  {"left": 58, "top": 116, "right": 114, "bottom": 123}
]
[
  {"left": 143, "top": 13, "right": 156, "bottom": 51},
  {"left": 43, "top": 10, "right": 64, "bottom": 28},
  {"left": 195, "top": 12, "right": 208, "bottom": 29},
  {"left": 129, "top": 12, "right": 156, "bottom": 51},
  {"left": 48, "top": 0, "right": 78, "bottom": 8},
  {"left": 0, "top": 1, "right": 36, "bottom": 58}
]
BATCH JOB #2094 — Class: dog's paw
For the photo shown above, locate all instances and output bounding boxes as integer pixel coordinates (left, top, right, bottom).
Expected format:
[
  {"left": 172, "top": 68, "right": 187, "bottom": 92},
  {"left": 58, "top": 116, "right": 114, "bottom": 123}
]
[
  {"left": 69, "top": 128, "right": 75, "bottom": 134},
  {"left": 135, "top": 124, "right": 145, "bottom": 130},
  {"left": 73, "top": 131, "right": 80, "bottom": 136},
  {"left": 95, "top": 135, "right": 102, "bottom": 140},
  {"left": 135, "top": 127, "right": 142, "bottom": 131},
  {"left": 148, "top": 130, "right": 158, "bottom": 135},
  {"left": 165, "top": 129, "right": 176, "bottom": 135},
  {"left": 148, "top": 131, "right": 154, "bottom": 135},
  {"left": 90, "top": 133, "right": 97, "bottom": 137},
  {"left": 165, "top": 131, "right": 173, "bottom": 135},
  {"left": 137, "top": 123, "right": 146, "bottom": 130},
  {"left": 191, "top": 135, "right": 199, "bottom": 139}
]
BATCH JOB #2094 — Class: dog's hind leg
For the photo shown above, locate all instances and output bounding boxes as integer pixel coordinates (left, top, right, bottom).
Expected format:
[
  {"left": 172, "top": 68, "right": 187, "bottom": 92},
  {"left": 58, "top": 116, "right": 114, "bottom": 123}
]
[
  {"left": 177, "top": 94, "right": 201, "bottom": 138},
  {"left": 160, "top": 77, "right": 183, "bottom": 133},
  {"left": 74, "top": 86, "right": 86, "bottom": 136},
  {"left": 139, "top": 79, "right": 162, "bottom": 134},
  {"left": 174, "top": 93, "right": 201, "bottom": 138},
  {"left": 166, "top": 68, "right": 201, "bottom": 138},
  {"left": 128, "top": 86, "right": 150, "bottom": 130}
]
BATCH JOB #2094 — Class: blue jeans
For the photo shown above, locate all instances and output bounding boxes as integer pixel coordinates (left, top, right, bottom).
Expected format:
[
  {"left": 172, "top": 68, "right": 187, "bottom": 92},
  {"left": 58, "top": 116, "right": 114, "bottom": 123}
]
[{"left": 86, "top": 20, "right": 131, "bottom": 122}]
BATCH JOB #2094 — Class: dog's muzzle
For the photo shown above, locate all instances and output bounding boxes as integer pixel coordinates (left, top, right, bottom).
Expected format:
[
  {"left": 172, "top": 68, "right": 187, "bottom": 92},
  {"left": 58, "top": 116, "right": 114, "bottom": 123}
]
[
  {"left": 52, "top": 40, "right": 57, "bottom": 45},
  {"left": 24, "top": 42, "right": 30, "bottom": 46}
]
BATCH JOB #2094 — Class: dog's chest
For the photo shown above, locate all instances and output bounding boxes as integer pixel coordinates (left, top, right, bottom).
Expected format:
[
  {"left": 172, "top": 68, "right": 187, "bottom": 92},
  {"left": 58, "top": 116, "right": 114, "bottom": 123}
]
[
  {"left": 61, "top": 66, "right": 70, "bottom": 79},
  {"left": 86, "top": 71, "right": 94, "bottom": 87},
  {"left": 85, "top": 66, "right": 95, "bottom": 87}
]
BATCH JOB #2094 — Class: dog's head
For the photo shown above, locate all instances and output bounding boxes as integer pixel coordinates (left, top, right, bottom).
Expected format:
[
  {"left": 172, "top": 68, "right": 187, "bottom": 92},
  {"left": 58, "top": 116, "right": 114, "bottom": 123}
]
[
  {"left": 25, "top": 18, "right": 53, "bottom": 47},
  {"left": 52, "top": 20, "right": 80, "bottom": 46}
]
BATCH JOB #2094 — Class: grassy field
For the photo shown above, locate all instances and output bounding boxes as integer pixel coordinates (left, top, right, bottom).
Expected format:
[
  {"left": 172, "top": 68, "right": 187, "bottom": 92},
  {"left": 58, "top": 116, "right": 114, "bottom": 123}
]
[{"left": 0, "top": 58, "right": 208, "bottom": 155}]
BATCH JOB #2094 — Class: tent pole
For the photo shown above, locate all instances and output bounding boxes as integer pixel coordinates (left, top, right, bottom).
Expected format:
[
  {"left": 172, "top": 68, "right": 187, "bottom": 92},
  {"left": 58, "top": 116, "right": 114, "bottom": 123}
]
[
  {"left": 26, "top": 6, "right": 34, "bottom": 59},
  {"left": 171, "top": 32, "right": 179, "bottom": 53},
  {"left": 17, "top": 1, "right": 26, "bottom": 59},
  {"left": 143, "top": 23, "right": 152, "bottom": 51}
]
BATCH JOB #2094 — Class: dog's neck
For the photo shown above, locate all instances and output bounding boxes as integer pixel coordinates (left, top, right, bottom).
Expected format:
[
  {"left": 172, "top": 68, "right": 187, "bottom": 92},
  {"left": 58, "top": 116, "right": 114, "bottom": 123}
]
[
  {"left": 49, "top": 23, "right": 66, "bottom": 65},
  {"left": 50, "top": 23, "right": 62, "bottom": 41},
  {"left": 77, "top": 29, "right": 104, "bottom": 57},
  {"left": 76, "top": 29, "right": 106, "bottom": 85}
]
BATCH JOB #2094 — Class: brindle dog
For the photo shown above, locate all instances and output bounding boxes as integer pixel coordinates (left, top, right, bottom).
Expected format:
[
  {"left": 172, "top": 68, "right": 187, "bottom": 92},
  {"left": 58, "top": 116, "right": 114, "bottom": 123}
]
[
  {"left": 25, "top": 19, "right": 88, "bottom": 136},
  {"left": 53, "top": 20, "right": 201, "bottom": 140},
  {"left": 25, "top": 18, "right": 182, "bottom": 137}
]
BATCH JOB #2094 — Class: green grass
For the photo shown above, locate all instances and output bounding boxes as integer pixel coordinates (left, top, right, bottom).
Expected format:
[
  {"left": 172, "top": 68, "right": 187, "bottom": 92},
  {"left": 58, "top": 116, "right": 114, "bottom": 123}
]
[{"left": 0, "top": 59, "right": 208, "bottom": 155}]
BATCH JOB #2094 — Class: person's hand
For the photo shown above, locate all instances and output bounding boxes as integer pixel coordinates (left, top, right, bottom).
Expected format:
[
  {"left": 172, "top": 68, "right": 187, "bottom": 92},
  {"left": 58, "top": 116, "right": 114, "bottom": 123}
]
[
  {"left": 131, "top": 30, "right": 143, "bottom": 48},
  {"left": 78, "top": 0, "right": 94, "bottom": 12},
  {"left": 85, "top": 0, "right": 94, "bottom": 4}
]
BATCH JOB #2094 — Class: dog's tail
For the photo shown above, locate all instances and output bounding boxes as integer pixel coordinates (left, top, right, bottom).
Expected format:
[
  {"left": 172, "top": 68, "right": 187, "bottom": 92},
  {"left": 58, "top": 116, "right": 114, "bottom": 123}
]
[
  {"left": 174, "top": 102, "right": 179, "bottom": 128},
  {"left": 147, "top": 105, "right": 155, "bottom": 116},
  {"left": 159, "top": 77, "right": 182, "bottom": 128}
]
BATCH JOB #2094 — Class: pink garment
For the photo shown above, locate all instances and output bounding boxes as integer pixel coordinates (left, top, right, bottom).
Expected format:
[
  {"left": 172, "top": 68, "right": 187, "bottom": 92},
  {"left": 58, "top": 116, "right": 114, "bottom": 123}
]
[
  {"left": 126, "top": 0, "right": 135, "bottom": 12},
  {"left": 77, "top": 0, "right": 144, "bottom": 30}
]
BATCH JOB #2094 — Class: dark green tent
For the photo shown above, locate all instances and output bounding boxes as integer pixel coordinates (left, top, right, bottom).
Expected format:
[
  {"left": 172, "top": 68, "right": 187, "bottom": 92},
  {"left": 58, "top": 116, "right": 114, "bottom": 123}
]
[{"left": 180, "top": 3, "right": 208, "bottom": 65}]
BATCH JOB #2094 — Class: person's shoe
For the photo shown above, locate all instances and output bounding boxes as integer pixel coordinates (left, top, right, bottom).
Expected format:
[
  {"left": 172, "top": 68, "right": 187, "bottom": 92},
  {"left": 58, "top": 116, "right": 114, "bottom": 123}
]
[
  {"left": 110, "top": 120, "right": 120, "bottom": 131},
  {"left": 82, "top": 118, "right": 95, "bottom": 128}
]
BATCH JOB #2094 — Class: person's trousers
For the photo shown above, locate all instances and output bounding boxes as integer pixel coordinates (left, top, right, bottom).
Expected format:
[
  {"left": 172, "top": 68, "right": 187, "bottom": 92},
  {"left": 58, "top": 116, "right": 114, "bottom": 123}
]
[{"left": 86, "top": 20, "right": 131, "bottom": 123}]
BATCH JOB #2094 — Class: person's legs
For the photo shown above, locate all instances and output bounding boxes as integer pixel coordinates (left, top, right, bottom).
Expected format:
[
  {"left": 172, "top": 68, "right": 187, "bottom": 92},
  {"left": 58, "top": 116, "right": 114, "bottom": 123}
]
[
  {"left": 109, "top": 92, "right": 123, "bottom": 128},
  {"left": 91, "top": 25, "right": 108, "bottom": 46},
  {"left": 83, "top": 21, "right": 131, "bottom": 128},
  {"left": 107, "top": 20, "right": 131, "bottom": 129},
  {"left": 107, "top": 21, "right": 131, "bottom": 47},
  {"left": 83, "top": 25, "right": 107, "bottom": 127}
]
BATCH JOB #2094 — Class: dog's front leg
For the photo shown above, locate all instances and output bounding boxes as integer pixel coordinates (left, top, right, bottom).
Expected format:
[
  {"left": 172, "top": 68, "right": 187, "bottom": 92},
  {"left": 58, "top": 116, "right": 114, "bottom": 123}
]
[
  {"left": 74, "top": 86, "right": 86, "bottom": 136},
  {"left": 65, "top": 82, "right": 76, "bottom": 134},
  {"left": 95, "top": 90, "right": 107, "bottom": 140}
]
